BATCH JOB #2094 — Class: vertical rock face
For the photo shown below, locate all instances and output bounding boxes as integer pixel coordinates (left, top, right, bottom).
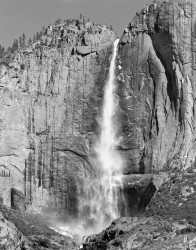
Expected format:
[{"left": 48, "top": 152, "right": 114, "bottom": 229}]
[
  {"left": 118, "top": 0, "right": 196, "bottom": 174},
  {"left": 0, "top": 20, "right": 116, "bottom": 215},
  {"left": 0, "top": 211, "right": 30, "bottom": 250}
]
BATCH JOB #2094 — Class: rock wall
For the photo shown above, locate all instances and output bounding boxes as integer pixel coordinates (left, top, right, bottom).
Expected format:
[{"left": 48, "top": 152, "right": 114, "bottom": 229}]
[
  {"left": 0, "top": 20, "right": 116, "bottom": 215},
  {"left": 118, "top": 0, "right": 196, "bottom": 174},
  {"left": 1, "top": 0, "right": 195, "bottom": 220},
  {"left": 83, "top": 216, "right": 196, "bottom": 250},
  {"left": 0, "top": 211, "right": 30, "bottom": 250}
]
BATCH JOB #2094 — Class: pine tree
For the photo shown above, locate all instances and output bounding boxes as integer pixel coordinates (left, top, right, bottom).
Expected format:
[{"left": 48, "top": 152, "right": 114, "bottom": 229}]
[
  {"left": 36, "top": 31, "right": 41, "bottom": 41},
  {"left": 55, "top": 18, "right": 61, "bottom": 25},
  {"left": 12, "top": 39, "right": 18, "bottom": 52},
  {"left": 0, "top": 45, "right": 5, "bottom": 58},
  {"left": 19, "top": 36, "right": 22, "bottom": 48},
  {"left": 28, "top": 38, "right": 32, "bottom": 45},
  {"left": 22, "top": 33, "right": 26, "bottom": 47},
  {"left": 33, "top": 34, "right": 36, "bottom": 43},
  {"left": 45, "top": 37, "right": 48, "bottom": 46},
  {"left": 6, "top": 46, "right": 12, "bottom": 54},
  {"left": 82, "top": 16, "right": 86, "bottom": 23}
]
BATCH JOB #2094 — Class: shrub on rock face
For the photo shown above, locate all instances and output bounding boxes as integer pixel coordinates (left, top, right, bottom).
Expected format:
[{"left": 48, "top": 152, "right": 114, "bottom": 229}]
[
  {"left": 55, "top": 18, "right": 62, "bottom": 25},
  {"left": 32, "top": 236, "right": 51, "bottom": 248},
  {"left": 20, "top": 64, "right": 25, "bottom": 70},
  {"left": 147, "top": 173, "right": 196, "bottom": 226}
]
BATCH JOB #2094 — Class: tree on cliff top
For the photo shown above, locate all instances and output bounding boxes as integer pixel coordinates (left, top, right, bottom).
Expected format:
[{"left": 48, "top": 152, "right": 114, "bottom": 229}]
[
  {"left": 55, "top": 18, "right": 62, "bottom": 25},
  {"left": 11, "top": 39, "right": 18, "bottom": 52},
  {"left": 28, "top": 38, "right": 32, "bottom": 45},
  {"left": 22, "top": 33, "right": 26, "bottom": 47},
  {"left": 0, "top": 45, "right": 5, "bottom": 58}
]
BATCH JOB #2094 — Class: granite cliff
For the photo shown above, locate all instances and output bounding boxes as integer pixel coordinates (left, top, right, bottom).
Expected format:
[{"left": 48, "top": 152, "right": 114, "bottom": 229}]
[
  {"left": 84, "top": 0, "right": 196, "bottom": 249},
  {"left": 118, "top": 0, "right": 196, "bottom": 174},
  {"left": 1, "top": 0, "right": 196, "bottom": 249},
  {"left": 0, "top": 19, "right": 116, "bottom": 217},
  {"left": 115, "top": 0, "right": 196, "bottom": 216}
]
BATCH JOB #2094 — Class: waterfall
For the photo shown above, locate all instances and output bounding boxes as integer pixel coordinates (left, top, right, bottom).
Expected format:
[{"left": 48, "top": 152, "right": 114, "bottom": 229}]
[
  {"left": 93, "top": 38, "right": 123, "bottom": 223},
  {"left": 58, "top": 39, "right": 123, "bottom": 240},
  {"left": 79, "top": 39, "right": 123, "bottom": 233}
]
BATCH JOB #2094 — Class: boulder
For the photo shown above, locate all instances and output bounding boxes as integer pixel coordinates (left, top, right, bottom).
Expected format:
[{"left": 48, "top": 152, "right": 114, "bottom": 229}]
[
  {"left": 11, "top": 188, "right": 26, "bottom": 212},
  {"left": 0, "top": 211, "right": 31, "bottom": 250},
  {"left": 83, "top": 216, "right": 196, "bottom": 250}
]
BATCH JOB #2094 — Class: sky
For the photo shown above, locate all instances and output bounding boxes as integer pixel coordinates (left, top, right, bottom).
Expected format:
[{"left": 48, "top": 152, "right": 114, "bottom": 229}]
[{"left": 0, "top": 0, "right": 153, "bottom": 49}]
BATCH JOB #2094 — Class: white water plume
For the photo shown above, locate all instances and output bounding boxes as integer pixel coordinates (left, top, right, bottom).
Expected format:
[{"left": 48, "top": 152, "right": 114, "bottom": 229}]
[
  {"left": 94, "top": 38, "right": 123, "bottom": 221},
  {"left": 77, "top": 39, "right": 123, "bottom": 235},
  {"left": 47, "top": 39, "right": 124, "bottom": 243}
]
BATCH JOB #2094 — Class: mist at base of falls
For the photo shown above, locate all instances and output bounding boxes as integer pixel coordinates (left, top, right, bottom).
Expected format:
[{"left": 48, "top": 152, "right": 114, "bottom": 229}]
[{"left": 51, "top": 39, "right": 125, "bottom": 242}]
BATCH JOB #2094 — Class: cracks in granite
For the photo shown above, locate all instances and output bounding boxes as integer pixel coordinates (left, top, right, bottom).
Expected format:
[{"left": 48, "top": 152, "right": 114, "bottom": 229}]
[
  {"left": 10, "top": 164, "right": 21, "bottom": 173},
  {"left": 56, "top": 148, "right": 91, "bottom": 166}
]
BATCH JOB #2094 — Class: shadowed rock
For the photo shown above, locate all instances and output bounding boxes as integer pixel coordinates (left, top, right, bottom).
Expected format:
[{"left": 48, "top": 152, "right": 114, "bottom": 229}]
[{"left": 11, "top": 188, "right": 26, "bottom": 212}]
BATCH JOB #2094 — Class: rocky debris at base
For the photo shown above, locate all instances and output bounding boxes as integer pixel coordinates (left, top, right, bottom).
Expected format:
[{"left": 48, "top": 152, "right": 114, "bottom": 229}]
[
  {"left": 119, "top": 173, "right": 169, "bottom": 215},
  {"left": 0, "top": 203, "right": 79, "bottom": 249},
  {"left": 147, "top": 171, "right": 196, "bottom": 226},
  {"left": 0, "top": 211, "right": 31, "bottom": 250},
  {"left": 28, "top": 235, "right": 78, "bottom": 250},
  {"left": 82, "top": 216, "right": 196, "bottom": 250},
  {"left": 83, "top": 170, "right": 196, "bottom": 249}
]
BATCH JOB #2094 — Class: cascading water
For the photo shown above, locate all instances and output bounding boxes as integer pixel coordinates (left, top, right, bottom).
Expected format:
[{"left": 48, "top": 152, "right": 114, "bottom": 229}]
[
  {"left": 53, "top": 39, "right": 124, "bottom": 241},
  {"left": 78, "top": 38, "right": 124, "bottom": 233},
  {"left": 93, "top": 38, "right": 123, "bottom": 223}
]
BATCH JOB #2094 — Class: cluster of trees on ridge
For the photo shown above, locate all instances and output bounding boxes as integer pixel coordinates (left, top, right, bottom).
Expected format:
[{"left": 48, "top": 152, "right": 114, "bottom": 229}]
[
  {"left": 0, "top": 28, "right": 45, "bottom": 60},
  {"left": 0, "top": 15, "right": 114, "bottom": 61}
]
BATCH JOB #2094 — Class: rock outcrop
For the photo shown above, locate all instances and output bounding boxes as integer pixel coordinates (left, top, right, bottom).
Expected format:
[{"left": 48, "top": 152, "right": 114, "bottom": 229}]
[
  {"left": 83, "top": 216, "right": 196, "bottom": 250},
  {"left": 2, "top": 0, "right": 196, "bottom": 247},
  {"left": 11, "top": 188, "right": 27, "bottom": 212},
  {"left": 0, "top": 19, "right": 116, "bottom": 216},
  {"left": 147, "top": 169, "right": 196, "bottom": 226},
  {"left": 118, "top": 0, "right": 196, "bottom": 175},
  {"left": 0, "top": 211, "right": 31, "bottom": 250},
  {"left": 82, "top": 0, "right": 196, "bottom": 246},
  {"left": 0, "top": 203, "right": 79, "bottom": 249}
]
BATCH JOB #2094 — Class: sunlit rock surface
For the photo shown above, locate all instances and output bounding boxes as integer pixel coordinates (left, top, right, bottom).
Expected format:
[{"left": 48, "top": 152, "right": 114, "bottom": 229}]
[
  {"left": 83, "top": 216, "right": 196, "bottom": 250},
  {"left": 2, "top": 0, "right": 196, "bottom": 248},
  {"left": 147, "top": 170, "right": 196, "bottom": 226},
  {"left": 83, "top": 0, "right": 196, "bottom": 248},
  {"left": 0, "top": 204, "right": 79, "bottom": 249},
  {"left": 0, "top": 20, "right": 116, "bottom": 215},
  {"left": 0, "top": 211, "right": 31, "bottom": 250},
  {"left": 118, "top": 0, "right": 196, "bottom": 175}
]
